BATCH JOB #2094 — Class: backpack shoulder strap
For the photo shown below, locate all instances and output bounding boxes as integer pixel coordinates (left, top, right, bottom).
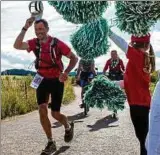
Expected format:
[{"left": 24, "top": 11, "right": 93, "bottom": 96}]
[
  {"left": 50, "top": 37, "right": 58, "bottom": 47},
  {"left": 34, "top": 38, "right": 41, "bottom": 70},
  {"left": 50, "top": 37, "right": 58, "bottom": 62},
  {"left": 34, "top": 38, "right": 40, "bottom": 58},
  {"left": 50, "top": 37, "right": 63, "bottom": 72}
]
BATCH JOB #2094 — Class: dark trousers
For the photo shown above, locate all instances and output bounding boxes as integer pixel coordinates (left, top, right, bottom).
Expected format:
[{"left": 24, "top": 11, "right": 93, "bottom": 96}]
[
  {"left": 130, "top": 105, "right": 150, "bottom": 155},
  {"left": 108, "top": 70, "right": 123, "bottom": 81}
]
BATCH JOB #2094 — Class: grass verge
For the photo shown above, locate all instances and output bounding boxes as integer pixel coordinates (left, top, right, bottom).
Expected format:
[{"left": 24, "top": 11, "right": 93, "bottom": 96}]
[{"left": 1, "top": 76, "right": 75, "bottom": 119}]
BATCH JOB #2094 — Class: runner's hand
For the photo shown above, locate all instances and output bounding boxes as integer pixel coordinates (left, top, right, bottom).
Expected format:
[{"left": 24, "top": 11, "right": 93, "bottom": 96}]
[
  {"left": 24, "top": 17, "right": 35, "bottom": 29},
  {"left": 59, "top": 72, "right": 68, "bottom": 82}
]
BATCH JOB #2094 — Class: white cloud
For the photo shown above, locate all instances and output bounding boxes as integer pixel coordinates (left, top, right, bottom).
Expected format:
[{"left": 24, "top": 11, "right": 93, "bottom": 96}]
[
  {"left": 151, "top": 31, "right": 160, "bottom": 57},
  {"left": 155, "top": 57, "right": 160, "bottom": 71},
  {"left": 1, "top": 59, "right": 25, "bottom": 71},
  {"left": 1, "top": 1, "right": 160, "bottom": 72}
]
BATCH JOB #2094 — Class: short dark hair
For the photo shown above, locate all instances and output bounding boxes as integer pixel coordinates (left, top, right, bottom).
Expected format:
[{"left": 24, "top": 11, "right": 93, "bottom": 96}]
[
  {"left": 111, "top": 50, "right": 117, "bottom": 53},
  {"left": 34, "top": 19, "right": 49, "bottom": 29}
]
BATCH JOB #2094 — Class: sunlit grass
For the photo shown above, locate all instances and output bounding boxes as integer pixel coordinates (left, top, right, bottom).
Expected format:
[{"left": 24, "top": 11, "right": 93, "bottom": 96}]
[{"left": 1, "top": 76, "right": 75, "bottom": 119}]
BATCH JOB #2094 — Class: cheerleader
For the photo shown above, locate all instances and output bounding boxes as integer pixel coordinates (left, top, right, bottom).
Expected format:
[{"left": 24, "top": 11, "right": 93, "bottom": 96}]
[{"left": 109, "top": 30, "right": 155, "bottom": 155}]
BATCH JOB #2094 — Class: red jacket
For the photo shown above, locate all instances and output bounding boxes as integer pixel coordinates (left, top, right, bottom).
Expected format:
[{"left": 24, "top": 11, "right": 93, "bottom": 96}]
[
  {"left": 103, "top": 58, "right": 125, "bottom": 72},
  {"left": 124, "top": 46, "right": 151, "bottom": 107}
]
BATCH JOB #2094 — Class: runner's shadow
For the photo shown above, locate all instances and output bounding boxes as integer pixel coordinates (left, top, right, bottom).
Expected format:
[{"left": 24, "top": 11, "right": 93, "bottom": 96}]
[
  {"left": 52, "top": 112, "right": 86, "bottom": 128},
  {"left": 53, "top": 146, "right": 70, "bottom": 155},
  {"left": 87, "top": 115, "right": 118, "bottom": 132}
]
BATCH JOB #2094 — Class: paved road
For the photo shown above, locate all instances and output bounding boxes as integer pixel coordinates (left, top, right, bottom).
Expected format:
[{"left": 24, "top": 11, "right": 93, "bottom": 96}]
[{"left": 1, "top": 87, "right": 140, "bottom": 155}]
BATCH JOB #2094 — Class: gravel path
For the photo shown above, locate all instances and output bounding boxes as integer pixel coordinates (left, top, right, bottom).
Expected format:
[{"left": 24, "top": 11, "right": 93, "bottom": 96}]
[{"left": 1, "top": 86, "right": 140, "bottom": 155}]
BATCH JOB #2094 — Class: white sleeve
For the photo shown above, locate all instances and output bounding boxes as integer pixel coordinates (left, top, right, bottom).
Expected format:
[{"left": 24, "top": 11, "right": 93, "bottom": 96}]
[
  {"left": 109, "top": 30, "right": 128, "bottom": 54},
  {"left": 156, "top": 138, "right": 160, "bottom": 155},
  {"left": 114, "top": 80, "right": 124, "bottom": 89},
  {"left": 147, "top": 81, "right": 160, "bottom": 155}
]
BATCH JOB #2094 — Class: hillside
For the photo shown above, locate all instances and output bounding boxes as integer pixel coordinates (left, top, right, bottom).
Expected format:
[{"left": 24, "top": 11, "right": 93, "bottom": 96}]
[
  {"left": 1, "top": 69, "right": 36, "bottom": 76},
  {"left": 1, "top": 69, "right": 76, "bottom": 76}
]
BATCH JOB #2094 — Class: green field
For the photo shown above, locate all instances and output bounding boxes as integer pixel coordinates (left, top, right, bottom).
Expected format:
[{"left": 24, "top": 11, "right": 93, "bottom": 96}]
[
  {"left": 1, "top": 71, "right": 158, "bottom": 119},
  {"left": 1, "top": 76, "right": 75, "bottom": 119}
]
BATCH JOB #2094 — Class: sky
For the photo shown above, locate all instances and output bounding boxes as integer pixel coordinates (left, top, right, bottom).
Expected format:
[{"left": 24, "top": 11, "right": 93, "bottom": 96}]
[{"left": 1, "top": 1, "right": 160, "bottom": 72}]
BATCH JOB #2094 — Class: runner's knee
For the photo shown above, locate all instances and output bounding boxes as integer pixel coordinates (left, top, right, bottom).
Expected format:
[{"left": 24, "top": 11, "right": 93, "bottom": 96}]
[{"left": 39, "top": 103, "right": 48, "bottom": 117}]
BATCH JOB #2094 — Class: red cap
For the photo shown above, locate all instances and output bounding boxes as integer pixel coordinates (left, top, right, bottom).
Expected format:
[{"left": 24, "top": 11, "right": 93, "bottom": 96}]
[{"left": 131, "top": 34, "right": 150, "bottom": 43}]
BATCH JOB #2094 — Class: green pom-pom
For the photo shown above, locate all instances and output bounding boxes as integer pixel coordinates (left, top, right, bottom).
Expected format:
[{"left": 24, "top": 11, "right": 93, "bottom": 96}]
[
  {"left": 71, "top": 18, "right": 110, "bottom": 60},
  {"left": 115, "top": 1, "right": 160, "bottom": 36},
  {"left": 48, "top": 1, "right": 108, "bottom": 24},
  {"left": 80, "top": 59, "right": 94, "bottom": 66},
  {"left": 83, "top": 75, "right": 126, "bottom": 112}
]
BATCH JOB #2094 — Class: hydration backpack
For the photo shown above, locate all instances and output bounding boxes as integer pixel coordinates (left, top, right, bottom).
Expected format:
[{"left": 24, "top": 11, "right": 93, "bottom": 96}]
[{"left": 34, "top": 37, "right": 63, "bottom": 72}]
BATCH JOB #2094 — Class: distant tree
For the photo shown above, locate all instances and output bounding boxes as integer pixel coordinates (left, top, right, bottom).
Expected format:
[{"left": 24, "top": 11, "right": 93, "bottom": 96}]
[{"left": 151, "top": 71, "right": 158, "bottom": 83}]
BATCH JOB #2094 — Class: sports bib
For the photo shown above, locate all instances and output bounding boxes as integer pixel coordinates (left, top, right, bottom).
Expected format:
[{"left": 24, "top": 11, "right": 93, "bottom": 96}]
[{"left": 30, "top": 73, "right": 44, "bottom": 89}]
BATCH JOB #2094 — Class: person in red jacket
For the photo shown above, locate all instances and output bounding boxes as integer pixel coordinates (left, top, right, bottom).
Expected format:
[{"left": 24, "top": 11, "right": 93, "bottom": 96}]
[
  {"left": 109, "top": 30, "right": 155, "bottom": 155},
  {"left": 103, "top": 50, "right": 125, "bottom": 118},
  {"left": 14, "top": 17, "right": 78, "bottom": 154},
  {"left": 103, "top": 50, "right": 125, "bottom": 81}
]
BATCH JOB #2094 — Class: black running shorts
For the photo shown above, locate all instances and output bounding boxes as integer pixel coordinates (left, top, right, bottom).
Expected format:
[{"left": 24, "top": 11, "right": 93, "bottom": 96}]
[{"left": 36, "top": 78, "right": 64, "bottom": 111}]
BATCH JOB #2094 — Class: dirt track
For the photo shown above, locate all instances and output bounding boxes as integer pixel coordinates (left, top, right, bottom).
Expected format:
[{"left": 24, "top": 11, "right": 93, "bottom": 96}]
[{"left": 1, "top": 86, "right": 139, "bottom": 155}]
